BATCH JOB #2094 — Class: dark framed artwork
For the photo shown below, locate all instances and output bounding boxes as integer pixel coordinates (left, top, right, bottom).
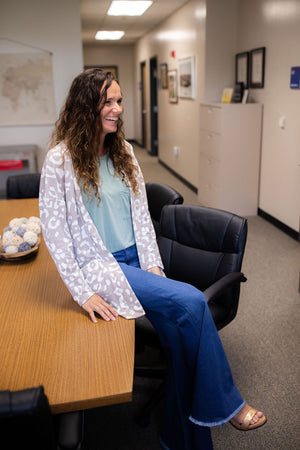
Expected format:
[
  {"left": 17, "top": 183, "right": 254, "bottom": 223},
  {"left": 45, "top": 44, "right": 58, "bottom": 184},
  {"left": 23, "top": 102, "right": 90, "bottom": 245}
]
[
  {"left": 249, "top": 47, "right": 266, "bottom": 88},
  {"left": 160, "top": 63, "right": 168, "bottom": 89},
  {"left": 84, "top": 65, "right": 119, "bottom": 79},
  {"left": 235, "top": 52, "right": 249, "bottom": 89}
]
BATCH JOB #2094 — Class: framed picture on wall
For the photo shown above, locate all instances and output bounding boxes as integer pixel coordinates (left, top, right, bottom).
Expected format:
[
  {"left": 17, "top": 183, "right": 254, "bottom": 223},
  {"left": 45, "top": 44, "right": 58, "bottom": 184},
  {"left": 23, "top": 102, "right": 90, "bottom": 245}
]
[
  {"left": 84, "top": 65, "right": 119, "bottom": 79},
  {"left": 160, "top": 63, "right": 168, "bottom": 89},
  {"left": 178, "top": 56, "right": 196, "bottom": 99},
  {"left": 168, "top": 69, "right": 178, "bottom": 103},
  {"left": 249, "top": 47, "right": 266, "bottom": 88},
  {"left": 235, "top": 51, "right": 249, "bottom": 89}
]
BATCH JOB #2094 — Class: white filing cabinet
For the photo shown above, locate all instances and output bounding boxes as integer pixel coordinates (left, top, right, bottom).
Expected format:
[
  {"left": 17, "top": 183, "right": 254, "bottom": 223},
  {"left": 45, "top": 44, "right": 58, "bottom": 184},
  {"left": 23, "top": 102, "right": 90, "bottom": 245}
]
[{"left": 198, "top": 103, "right": 262, "bottom": 216}]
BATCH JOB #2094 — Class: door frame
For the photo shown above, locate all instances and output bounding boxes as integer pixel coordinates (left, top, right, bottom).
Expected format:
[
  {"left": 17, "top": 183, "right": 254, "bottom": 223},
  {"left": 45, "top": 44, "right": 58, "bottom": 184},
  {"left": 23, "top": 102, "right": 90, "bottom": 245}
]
[
  {"left": 150, "top": 56, "right": 158, "bottom": 156},
  {"left": 140, "top": 61, "right": 147, "bottom": 149}
]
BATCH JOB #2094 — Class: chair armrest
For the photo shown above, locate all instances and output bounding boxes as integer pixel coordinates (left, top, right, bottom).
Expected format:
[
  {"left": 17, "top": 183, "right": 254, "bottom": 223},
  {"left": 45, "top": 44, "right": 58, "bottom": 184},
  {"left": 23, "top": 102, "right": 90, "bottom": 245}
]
[{"left": 203, "top": 272, "right": 247, "bottom": 304}]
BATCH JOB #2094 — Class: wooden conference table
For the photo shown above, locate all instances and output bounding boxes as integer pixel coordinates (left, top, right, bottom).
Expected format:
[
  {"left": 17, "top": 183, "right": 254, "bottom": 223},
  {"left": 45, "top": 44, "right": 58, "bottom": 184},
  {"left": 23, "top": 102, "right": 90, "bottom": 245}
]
[{"left": 0, "top": 198, "right": 135, "bottom": 414}]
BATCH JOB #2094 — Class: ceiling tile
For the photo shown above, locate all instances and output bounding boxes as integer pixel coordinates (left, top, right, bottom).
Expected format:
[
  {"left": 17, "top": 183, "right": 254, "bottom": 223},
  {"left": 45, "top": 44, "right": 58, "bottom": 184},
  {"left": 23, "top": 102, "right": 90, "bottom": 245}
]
[{"left": 80, "top": 0, "right": 190, "bottom": 44}]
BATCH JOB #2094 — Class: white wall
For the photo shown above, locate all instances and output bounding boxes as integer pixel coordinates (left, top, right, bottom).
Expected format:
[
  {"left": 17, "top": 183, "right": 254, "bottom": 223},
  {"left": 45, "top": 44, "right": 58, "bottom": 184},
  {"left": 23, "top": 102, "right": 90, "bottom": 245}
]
[
  {"left": 133, "top": 0, "right": 238, "bottom": 189},
  {"left": 0, "top": 0, "right": 83, "bottom": 170},
  {"left": 237, "top": 0, "right": 300, "bottom": 232},
  {"left": 134, "top": 0, "right": 207, "bottom": 188},
  {"left": 204, "top": 0, "right": 238, "bottom": 101},
  {"left": 83, "top": 44, "right": 135, "bottom": 139}
]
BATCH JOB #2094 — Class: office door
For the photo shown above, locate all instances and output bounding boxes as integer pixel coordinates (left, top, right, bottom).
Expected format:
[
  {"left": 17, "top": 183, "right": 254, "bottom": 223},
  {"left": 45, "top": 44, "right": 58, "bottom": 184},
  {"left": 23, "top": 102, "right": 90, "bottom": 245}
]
[
  {"left": 150, "top": 56, "right": 158, "bottom": 156},
  {"left": 140, "top": 61, "right": 147, "bottom": 149}
]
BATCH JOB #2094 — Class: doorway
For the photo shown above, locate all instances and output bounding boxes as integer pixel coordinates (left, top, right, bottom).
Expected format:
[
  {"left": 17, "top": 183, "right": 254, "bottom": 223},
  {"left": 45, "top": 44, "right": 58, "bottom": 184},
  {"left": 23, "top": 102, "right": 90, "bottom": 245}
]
[
  {"left": 140, "top": 61, "right": 147, "bottom": 149},
  {"left": 150, "top": 56, "right": 158, "bottom": 156}
]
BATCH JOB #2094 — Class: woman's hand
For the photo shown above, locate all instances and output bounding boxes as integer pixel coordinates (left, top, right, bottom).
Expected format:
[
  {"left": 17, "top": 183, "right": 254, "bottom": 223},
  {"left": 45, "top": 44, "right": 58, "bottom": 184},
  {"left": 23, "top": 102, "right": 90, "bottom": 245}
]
[
  {"left": 147, "top": 266, "right": 162, "bottom": 276},
  {"left": 82, "top": 294, "right": 119, "bottom": 324}
]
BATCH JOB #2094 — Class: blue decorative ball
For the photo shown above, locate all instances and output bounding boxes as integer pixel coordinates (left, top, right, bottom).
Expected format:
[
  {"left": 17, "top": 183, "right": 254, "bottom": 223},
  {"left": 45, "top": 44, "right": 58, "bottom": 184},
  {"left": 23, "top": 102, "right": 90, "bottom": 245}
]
[
  {"left": 18, "top": 241, "right": 32, "bottom": 252},
  {"left": 16, "top": 227, "right": 26, "bottom": 237}
]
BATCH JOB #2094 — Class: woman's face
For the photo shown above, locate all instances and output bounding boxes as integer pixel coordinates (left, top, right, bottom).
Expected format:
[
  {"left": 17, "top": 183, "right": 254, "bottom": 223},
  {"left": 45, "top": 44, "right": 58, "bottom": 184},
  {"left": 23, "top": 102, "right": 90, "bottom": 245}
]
[{"left": 100, "top": 81, "right": 123, "bottom": 138}]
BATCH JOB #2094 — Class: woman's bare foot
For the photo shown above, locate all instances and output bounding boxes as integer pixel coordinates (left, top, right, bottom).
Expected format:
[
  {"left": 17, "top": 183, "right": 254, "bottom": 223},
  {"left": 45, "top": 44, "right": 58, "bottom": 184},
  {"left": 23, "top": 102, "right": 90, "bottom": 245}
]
[{"left": 230, "top": 404, "right": 267, "bottom": 431}]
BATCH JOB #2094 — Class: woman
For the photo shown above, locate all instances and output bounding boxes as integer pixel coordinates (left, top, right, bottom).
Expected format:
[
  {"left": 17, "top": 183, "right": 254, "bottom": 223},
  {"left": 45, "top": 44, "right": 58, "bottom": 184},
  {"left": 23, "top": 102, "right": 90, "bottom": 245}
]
[{"left": 39, "top": 69, "right": 266, "bottom": 449}]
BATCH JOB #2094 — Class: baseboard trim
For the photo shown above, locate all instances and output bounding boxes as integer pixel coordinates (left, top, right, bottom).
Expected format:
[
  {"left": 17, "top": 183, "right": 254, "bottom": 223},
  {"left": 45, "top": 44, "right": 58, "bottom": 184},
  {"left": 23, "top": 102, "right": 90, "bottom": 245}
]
[
  {"left": 130, "top": 141, "right": 197, "bottom": 192},
  {"left": 158, "top": 160, "right": 198, "bottom": 194},
  {"left": 129, "top": 139, "right": 144, "bottom": 148},
  {"left": 258, "top": 208, "right": 299, "bottom": 241}
]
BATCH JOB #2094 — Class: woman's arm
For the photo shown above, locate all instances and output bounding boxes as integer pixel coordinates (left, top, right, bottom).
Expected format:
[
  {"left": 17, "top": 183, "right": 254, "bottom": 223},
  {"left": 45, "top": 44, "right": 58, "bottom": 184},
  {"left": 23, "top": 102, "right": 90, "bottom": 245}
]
[{"left": 39, "top": 148, "right": 96, "bottom": 306}]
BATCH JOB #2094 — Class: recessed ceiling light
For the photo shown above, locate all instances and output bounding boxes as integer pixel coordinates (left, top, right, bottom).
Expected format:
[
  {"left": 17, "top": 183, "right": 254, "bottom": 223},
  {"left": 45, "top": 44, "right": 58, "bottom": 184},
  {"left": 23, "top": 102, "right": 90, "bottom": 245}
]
[
  {"left": 95, "top": 31, "right": 125, "bottom": 40},
  {"left": 107, "top": 1, "right": 152, "bottom": 16}
]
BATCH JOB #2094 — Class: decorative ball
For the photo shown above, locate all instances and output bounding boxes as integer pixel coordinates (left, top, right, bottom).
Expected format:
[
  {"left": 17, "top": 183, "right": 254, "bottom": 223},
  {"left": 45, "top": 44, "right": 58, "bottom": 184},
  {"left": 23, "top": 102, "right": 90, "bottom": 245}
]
[
  {"left": 2, "top": 231, "right": 15, "bottom": 245},
  {"left": 9, "top": 235, "right": 23, "bottom": 247},
  {"left": 9, "top": 218, "right": 27, "bottom": 229},
  {"left": 15, "top": 227, "right": 26, "bottom": 237},
  {"left": 29, "top": 216, "right": 40, "bottom": 225},
  {"left": 23, "top": 231, "right": 38, "bottom": 247},
  {"left": 18, "top": 241, "right": 32, "bottom": 252},
  {"left": 26, "top": 221, "right": 41, "bottom": 235},
  {"left": 5, "top": 245, "right": 18, "bottom": 254}
]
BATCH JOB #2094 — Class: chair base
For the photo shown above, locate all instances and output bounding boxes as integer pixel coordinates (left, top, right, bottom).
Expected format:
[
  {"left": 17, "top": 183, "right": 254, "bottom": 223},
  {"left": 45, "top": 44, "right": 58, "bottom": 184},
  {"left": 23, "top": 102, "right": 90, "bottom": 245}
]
[
  {"left": 135, "top": 380, "right": 165, "bottom": 427},
  {"left": 54, "top": 410, "right": 84, "bottom": 450}
]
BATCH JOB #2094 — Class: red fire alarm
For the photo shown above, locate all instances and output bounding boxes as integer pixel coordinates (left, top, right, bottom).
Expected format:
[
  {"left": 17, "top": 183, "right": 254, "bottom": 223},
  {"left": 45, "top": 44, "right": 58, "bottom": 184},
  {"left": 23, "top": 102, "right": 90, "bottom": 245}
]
[{"left": 171, "top": 50, "right": 176, "bottom": 58}]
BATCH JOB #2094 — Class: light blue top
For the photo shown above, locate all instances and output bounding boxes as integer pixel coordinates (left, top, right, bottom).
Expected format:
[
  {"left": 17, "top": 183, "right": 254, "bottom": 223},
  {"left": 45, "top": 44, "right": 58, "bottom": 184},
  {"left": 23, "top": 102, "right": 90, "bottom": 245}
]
[{"left": 81, "top": 153, "right": 135, "bottom": 253}]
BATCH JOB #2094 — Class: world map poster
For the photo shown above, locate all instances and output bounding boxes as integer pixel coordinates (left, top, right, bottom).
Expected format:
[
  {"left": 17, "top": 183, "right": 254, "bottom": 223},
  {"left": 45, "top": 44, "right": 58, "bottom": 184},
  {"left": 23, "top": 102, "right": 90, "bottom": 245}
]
[{"left": 0, "top": 52, "right": 56, "bottom": 126}]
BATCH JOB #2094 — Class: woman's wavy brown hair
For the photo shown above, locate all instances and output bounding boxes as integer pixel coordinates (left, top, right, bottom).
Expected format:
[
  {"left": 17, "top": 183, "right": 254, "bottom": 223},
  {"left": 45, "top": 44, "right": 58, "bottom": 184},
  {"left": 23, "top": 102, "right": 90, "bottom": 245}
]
[{"left": 50, "top": 68, "right": 139, "bottom": 199}]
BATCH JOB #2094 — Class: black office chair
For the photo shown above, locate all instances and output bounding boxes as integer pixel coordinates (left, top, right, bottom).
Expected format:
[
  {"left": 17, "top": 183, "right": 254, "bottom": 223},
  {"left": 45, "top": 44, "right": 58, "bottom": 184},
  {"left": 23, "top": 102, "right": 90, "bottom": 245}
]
[
  {"left": 145, "top": 182, "right": 184, "bottom": 236},
  {"left": 135, "top": 204, "right": 248, "bottom": 425},
  {"left": 6, "top": 173, "right": 41, "bottom": 199},
  {"left": 0, "top": 386, "right": 83, "bottom": 450}
]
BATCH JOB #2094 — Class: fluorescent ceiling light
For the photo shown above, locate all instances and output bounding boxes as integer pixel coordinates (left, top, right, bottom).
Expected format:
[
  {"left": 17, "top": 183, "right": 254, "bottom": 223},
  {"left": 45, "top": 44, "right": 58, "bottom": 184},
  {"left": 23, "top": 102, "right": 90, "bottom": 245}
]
[
  {"left": 95, "top": 31, "right": 125, "bottom": 40},
  {"left": 107, "top": 1, "right": 152, "bottom": 16}
]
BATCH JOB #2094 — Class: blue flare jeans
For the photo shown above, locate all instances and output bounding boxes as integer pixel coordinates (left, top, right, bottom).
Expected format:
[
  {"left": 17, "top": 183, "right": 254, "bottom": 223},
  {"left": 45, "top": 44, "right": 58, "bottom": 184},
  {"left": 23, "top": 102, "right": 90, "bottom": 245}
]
[{"left": 112, "top": 244, "right": 245, "bottom": 450}]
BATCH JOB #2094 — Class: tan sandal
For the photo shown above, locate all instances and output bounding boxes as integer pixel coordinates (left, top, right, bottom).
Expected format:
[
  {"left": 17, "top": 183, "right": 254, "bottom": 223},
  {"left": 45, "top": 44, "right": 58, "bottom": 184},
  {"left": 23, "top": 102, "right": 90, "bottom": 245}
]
[{"left": 230, "top": 406, "right": 267, "bottom": 431}]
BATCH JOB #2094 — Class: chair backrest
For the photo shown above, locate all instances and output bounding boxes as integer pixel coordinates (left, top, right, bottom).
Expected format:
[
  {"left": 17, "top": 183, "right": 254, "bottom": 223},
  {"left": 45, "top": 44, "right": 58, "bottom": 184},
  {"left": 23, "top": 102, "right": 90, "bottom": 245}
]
[
  {"left": 158, "top": 205, "right": 248, "bottom": 329},
  {"left": 0, "top": 386, "right": 56, "bottom": 450},
  {"left": 6, "top": 173, "right": 41, "bottom": 199},
  {"left": 0, "top": 386, "right": 83, "bottom": 449},
  {"left": 145, "top": 182, "right": 184, "bottom": 236}
]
